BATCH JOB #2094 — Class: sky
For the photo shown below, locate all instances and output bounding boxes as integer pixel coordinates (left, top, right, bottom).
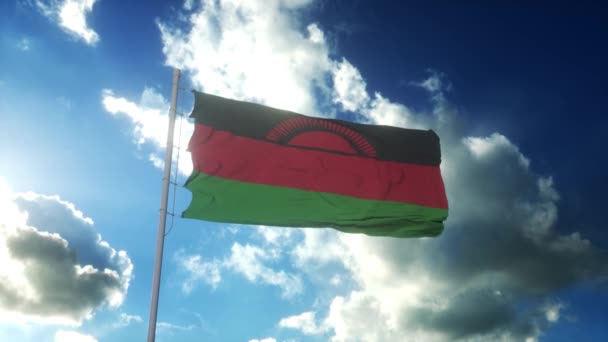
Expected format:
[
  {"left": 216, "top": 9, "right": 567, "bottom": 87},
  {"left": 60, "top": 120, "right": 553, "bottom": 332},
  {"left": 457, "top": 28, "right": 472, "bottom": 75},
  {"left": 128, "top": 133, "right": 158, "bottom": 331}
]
[{"left": 0, "top": 0, "right": 607, "bottom": 341}]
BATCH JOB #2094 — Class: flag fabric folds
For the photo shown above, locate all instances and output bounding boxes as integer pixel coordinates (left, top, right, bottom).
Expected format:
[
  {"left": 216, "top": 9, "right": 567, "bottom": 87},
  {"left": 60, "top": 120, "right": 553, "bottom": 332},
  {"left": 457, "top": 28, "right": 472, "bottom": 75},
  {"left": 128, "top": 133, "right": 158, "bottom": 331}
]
[{"left": 183, "top": 91, "right": 448, "bottom": 237}]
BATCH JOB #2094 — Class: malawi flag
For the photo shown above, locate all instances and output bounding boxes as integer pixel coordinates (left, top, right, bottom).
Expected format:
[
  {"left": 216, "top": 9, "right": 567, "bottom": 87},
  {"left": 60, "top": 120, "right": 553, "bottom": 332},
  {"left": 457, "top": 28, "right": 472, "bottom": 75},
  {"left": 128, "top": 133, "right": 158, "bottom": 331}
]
[{"left": 183, "top": 92, "right": 448, "bottom": 238}]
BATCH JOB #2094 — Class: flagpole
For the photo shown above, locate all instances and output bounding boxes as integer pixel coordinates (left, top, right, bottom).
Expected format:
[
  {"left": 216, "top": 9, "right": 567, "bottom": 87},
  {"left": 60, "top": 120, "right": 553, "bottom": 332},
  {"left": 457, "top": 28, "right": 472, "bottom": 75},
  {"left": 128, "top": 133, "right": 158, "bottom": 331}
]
[{"left": 147, "top": 68, "right": 181, "bottom": 342}]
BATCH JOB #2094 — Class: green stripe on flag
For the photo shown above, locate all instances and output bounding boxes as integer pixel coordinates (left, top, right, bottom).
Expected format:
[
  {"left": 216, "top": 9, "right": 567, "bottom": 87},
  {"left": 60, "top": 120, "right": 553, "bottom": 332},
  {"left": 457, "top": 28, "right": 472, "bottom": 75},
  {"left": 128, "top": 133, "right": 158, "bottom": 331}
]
[{"left": 183, "top": 172, "right": 447, "bottom": 238}]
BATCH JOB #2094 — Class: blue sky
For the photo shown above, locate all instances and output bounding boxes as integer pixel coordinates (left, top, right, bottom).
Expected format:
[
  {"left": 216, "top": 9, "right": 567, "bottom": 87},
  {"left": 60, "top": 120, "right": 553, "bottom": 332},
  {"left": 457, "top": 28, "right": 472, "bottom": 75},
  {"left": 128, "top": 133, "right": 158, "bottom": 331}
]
[{"left": 1, "top": 1, "right": 607, "bottom": 341}]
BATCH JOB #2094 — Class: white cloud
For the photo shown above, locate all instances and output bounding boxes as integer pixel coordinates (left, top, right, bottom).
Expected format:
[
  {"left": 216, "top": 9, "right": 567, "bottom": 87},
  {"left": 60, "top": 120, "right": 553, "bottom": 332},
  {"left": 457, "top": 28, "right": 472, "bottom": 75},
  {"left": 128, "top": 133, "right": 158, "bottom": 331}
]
[
  {"left": 54, "top": 330, "right": 97, "bottom": 342},
  {"left": 34, "top": 0, "right": 99, "bottom": 45},
  {"left": 158, "top": 0, "right": 330, "bottom": 115},
  {"left": 279, "top": 311, "right": 327, "bottom": 335},
  {"left": 0, "top": 177, "right": 133, "bottom": 325},
  {"left": 102, "top": 88, "right": 170, "bottom": 147},
  {"left": 101, "top": 87, "right": 193, "bottom": 176},
  {"left": 365, "top": 92, "right": 419, "bottom": 128},
  {"left": 183, "top": 0, "right": 194, "bottom": 11},
  {"left": 324, "top": 292, "right": 402, "bottom": 342},
  {"left": 175, "top": 251, "right": 222, "bottom": 293},
  {"left": 255, "top": 226, "right": 295, "bottom": 246},
  {"left": 414, "top": 70, "right": 452, "bottom": 94},
  {"left": 331, "top": 58, "right": 370, "bottom": 112},
  {"left": 464, "top": 133, "right": 530, "bottom": 168},
  {"left": 225, "top": 243, "right": 303, "bottom": 298},
  {"left": 157, "top": 321, "right": 195, "bottom": 331},
  {"left": 292, "top": 229, "right": 345, "bottom": 268},
  {"left": 248, "top": 338, "right": 277, "bottom": 342},
  {"left": 156, "top": 321, "right": 197, "bottom": 336},
  {"left": 148, "top": 154, "right": 165, "bottom": 170},
  {"left": 330, "top": 274, "right": 342, "bottom": 286},
  {"left": 114, "top": 313, "right": 143, "bottom": 328},
  {"left": 155, "top": 313, "right": 217, "bottom": 338},
  {"left": 544, "top": 302, "right": 563, "bottom": 323},
  {"left": 176, "top": 242, "right": 303, "bottom": 298}
]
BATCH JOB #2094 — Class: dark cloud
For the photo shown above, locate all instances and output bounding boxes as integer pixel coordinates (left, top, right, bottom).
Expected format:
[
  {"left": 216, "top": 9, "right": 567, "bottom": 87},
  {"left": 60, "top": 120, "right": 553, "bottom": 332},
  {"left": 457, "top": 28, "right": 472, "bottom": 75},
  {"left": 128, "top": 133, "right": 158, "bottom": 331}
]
[
  {"left": 14, "top": 195, "right": 116, "bottom": 271},
  {"left": 4, "top": 226, "right": 120, "bottom": 318},
  {"left": 0, "top": 192, "right": 132, "bottom": 324},
  {"left": 349, "top": 128, "right": 608, "bottom": 340},
  {"left": 414, "top": 290, "right": 533, "bottom": 340}
]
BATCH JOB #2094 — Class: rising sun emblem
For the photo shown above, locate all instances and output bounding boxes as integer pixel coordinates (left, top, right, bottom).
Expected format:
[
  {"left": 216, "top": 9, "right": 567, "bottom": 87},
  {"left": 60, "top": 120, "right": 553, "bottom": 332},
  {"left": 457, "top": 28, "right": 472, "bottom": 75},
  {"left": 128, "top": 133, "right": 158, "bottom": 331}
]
[{"left": 266, "top": 117, "right": 377, "bottom": 157}]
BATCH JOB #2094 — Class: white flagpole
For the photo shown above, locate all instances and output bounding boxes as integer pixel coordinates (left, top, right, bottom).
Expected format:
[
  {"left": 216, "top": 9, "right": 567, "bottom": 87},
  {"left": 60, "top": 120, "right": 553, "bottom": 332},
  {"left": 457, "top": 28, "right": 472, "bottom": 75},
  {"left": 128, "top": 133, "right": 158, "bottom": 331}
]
[{"left": 147, "top": 68, "right": 181, "bottom": 342}]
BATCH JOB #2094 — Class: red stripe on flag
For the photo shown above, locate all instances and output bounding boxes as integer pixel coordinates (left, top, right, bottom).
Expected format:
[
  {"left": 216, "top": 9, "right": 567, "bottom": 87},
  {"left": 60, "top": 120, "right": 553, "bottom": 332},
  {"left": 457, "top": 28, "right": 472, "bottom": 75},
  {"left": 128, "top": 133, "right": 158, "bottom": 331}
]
[{"left": 190, "top": 124, "right": 448, "bottom": 209}]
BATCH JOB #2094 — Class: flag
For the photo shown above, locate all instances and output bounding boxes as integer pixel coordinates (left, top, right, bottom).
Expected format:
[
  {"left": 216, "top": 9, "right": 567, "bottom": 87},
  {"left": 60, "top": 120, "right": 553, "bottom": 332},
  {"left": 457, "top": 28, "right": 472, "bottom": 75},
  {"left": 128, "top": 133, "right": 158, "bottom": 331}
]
[{"left": 183, "top": 91, "right": 448, "bottom": 237}]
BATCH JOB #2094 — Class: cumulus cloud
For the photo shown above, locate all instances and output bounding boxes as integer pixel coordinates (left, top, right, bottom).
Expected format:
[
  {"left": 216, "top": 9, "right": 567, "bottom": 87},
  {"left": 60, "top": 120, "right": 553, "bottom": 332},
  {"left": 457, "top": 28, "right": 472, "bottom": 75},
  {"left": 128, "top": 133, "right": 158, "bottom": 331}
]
[
  {"left": 255, "top": 226, "right": 296, "bottom": 246},
  {"left": 0, "top": 179, "right": 132, "bottom": 325},
  {"left": 34, "top": 0, "right": 99, "bottom": 45},
  {"left": 175, "top": 251, "right": 222, "bottom": 293},
  {"left": 331, "top": 58, "right": 370, "bottom": 112},
  {"left": 140, "top": 1, "right": 607, "bottom": 341},
  {"left": 225, "top": 243, "right": 303, "bottom": 298},
  {"left": 157, "top": 0, "right": 330, "bottom": 115},
  {"left": 101, "top": 87, "right": 193, "bottom": 176},
  {"left": 54, "top": 330, "right": 97, "bottom": 342},
  {"left": 176, "top": 242, "right": 302, "bottom": 298}
]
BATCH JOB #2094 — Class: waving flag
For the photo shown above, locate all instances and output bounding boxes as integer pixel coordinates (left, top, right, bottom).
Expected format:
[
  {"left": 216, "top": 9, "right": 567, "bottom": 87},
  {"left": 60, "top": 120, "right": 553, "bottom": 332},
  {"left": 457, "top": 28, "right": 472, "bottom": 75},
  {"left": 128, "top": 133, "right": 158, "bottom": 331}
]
[{"left": 183, "top": 92, "right": 448, "bottom": 237}]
